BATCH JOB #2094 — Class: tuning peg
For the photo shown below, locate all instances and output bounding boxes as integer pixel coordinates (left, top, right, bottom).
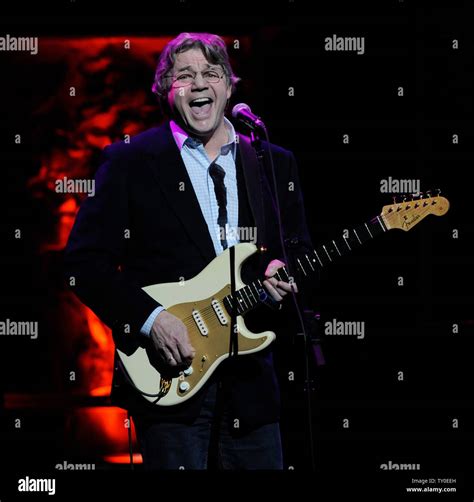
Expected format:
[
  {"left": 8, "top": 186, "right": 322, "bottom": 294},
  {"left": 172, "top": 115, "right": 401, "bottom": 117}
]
[
  {"left": 423, "top": 190, "right": 430, "bottom": 206},
  {"left": 392, "top": 196, "right": 398, "bottom": 205},
  {"left": 435, "top": 188, "right": 442, "bottom": 195}
]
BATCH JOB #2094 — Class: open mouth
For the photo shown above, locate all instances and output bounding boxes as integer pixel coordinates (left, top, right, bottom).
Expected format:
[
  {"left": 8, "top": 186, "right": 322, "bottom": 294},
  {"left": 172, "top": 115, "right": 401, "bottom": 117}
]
[
  {"left": 188, "top": 97, "right": 214, "bottom": 118},
  {"left": 189, "top": 97, "right": 213, "bottom": 107}
]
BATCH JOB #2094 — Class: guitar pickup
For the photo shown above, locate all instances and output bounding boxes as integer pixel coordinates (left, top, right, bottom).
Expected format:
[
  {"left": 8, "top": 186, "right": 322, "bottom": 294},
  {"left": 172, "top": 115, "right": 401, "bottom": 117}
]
[
  {"left": 192, "top": 309, "right": 209, "bottom": 336},
  {"left": 211, "top": 299, "right": 228, "bottom": 325}
]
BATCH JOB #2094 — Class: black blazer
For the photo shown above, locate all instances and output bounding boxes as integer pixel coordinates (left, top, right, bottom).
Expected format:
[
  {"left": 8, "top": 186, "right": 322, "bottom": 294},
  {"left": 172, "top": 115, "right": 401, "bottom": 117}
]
[{"left": 64, "top": 121, "right": 313, "bottom": 430}]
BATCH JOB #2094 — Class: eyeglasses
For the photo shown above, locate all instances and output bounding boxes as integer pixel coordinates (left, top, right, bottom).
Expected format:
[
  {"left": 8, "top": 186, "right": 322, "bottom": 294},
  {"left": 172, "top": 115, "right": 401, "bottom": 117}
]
[{"left": 167, "top": 69, "right": 225, "bottom": 88}]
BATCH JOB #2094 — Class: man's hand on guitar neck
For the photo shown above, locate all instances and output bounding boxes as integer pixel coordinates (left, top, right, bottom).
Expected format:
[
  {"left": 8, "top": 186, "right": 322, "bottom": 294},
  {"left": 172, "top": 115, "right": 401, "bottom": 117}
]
[
  {"left": 262, "top": 259, "right": 298, "bottom": 307},
  {"left": 150, "top": 311, "right": 195, "bottom": 368}
]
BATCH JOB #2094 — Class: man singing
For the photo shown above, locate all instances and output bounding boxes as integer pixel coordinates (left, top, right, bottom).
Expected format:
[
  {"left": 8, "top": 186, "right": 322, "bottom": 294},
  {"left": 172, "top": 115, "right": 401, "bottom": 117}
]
[{"left": 64, "top": 32, "right": 313, "bottom": 469}]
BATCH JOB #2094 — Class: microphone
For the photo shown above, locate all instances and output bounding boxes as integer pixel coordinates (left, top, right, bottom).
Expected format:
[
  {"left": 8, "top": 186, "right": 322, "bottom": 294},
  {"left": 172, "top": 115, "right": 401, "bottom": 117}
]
[{"left": 231, "top": 103, "right": 266, "bottom": 131}]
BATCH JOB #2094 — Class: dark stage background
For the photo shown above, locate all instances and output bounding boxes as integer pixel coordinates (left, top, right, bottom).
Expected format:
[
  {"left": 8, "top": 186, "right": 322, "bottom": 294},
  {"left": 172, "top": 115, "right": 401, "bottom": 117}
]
[{"left": 0, "top": 1, "right": 472, "bottom": 499}]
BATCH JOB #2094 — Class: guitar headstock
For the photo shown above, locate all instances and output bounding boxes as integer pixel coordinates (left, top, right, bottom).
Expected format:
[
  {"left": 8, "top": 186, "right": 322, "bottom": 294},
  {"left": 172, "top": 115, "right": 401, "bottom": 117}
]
[{"left": 380, "top": 191, "right": 450, "bottom": 231}]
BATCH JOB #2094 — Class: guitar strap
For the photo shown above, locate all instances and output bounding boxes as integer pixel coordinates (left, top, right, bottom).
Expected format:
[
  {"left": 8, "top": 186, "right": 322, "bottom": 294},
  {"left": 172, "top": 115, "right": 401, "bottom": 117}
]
[
  {"left": 228, "top": 244, "right": 238, "bottom": 357},
  {"left": 228, "top": 134, "right": 276, "bottom": 356},
  {"left": 228, "top": 135, "right": 270, "bottom": 357},
  {"left": 237, "top": 133, "right": 268, "bottom": 251}
]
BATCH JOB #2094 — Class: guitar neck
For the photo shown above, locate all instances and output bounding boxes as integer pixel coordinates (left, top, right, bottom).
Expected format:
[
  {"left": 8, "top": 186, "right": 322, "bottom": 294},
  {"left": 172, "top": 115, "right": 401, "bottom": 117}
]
[
  {"left": 284, "top": 214, "right": 387, "bottom": 277},
  {"left": 223, "top": 193, "right": 449, "bottom": 316},
  {"left": 224, "top": 215, "right": 388, "bottom": 316}
]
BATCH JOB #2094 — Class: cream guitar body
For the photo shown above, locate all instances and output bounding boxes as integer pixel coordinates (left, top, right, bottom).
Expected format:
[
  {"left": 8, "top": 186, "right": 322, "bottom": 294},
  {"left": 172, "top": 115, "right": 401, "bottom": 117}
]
[{"left": 116, "top": 242, "right": 275, "bottom": 407}]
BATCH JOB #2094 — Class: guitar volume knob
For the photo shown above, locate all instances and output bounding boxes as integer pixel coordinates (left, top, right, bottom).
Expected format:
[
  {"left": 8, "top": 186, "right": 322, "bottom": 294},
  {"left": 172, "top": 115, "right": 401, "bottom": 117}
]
[{"left": 179, "top": 381, "right": 190, "bottom": 393}]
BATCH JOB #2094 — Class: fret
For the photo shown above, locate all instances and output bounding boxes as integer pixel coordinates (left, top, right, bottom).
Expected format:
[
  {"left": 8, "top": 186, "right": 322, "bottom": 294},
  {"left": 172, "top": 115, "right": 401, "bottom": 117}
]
[
  {"left": 343, "top": 236, "right": 352, "bottom": 250},
  {"left": 249, "top": 286, "right": 258, "bottom": 305},
  {"left": 246, "top": 285, "right": 257, "bottom": 304},
  {"left": 375, "top": 215, "right": 386, "bottom": 232},
  {"left": 335, "top": 237, "right": 351, "bottom": 256},
  {"left": 368, "top": 217, "right": 385, "bottom": 238},
  {"left": 279, "top": 267, "right": 290, "bottom": 282},
  {"left": 364, "top": 222, "right": 373, "bottom": 239},
  {"left": 251, "top": 281, "right": 261, "bottom": 300},
  {"left": 297, "top": 257, "right": 307, "bottom": 276},
  {"left": 223, "top": 296, "right": 234, "bottom": 316},
  {"left": 237, "top": 290, "right": 248, "bottom": 311},
  {"left": 256, "top": 279, "right": 265, "bottom": 301},
  {"left": 353, "top": 228, "right": 362, "bottom": 245},
  {"left": 231, "top": 295, "right": 240, "bottom": 314},
  {"left": 343, "top": 231, "right": 359, "bottom": 250},
  {"left": 322, "top": 245, "right": 333, "bottom": 262},
  {"left": 296, "top": 252, "right": 320, "bottom": 272},
  {"left": 243, "top": 286, "right": 255, "bottom": 306},
  {"left": 356, "top": 223, "right": 373, "bottom": 243},
  {"left": 307, "top": 253, "right": 320, "bottom": 270},
  {"left": 242, "top": 289, "right": 251, "bottom": 309},
  {"left": 326, "top": 241, "right": 343, "bottom": 260},
  {"left": 313, "top": 249, "right": 324, "bottom": 267},
  {"left": 305, "top": 254, "right": 315, "bottom": 271}
]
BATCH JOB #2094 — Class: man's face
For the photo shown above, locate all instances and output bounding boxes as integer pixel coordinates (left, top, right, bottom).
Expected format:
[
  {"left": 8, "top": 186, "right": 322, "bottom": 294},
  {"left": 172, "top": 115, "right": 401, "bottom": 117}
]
[{"left": 167, "top": 48, "right": 232, "bottom": 138}]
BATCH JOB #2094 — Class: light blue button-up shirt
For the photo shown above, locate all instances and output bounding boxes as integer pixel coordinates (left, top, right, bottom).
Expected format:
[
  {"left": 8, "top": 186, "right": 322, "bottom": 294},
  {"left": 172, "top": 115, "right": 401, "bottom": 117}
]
[{"left": 140, "top": 118, "right": 239, "bottom": 336}]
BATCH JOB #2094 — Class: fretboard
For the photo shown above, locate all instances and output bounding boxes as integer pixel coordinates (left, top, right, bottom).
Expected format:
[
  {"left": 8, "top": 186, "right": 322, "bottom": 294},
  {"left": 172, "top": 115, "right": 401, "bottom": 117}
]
[{"left": 223, "top": 215, "right": 387, "bottom": 316}]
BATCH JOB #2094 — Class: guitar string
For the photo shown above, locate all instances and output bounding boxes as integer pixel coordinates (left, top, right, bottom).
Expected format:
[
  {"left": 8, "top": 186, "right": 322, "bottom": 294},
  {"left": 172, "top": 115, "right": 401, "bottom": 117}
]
[
  {"left": 178, "top": 202, "right": 436, "bottom": 325},
  {"left": 180, "top": 284, "right": 263, "bottom": 323}
]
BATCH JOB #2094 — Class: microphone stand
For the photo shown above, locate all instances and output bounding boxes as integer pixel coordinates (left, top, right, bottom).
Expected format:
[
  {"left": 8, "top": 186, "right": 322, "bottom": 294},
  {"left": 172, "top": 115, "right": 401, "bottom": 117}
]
[
  {"left": 247, "top": 122, "right": 322, "bottom": 471},
  {"left": 301, "top": 310, "right": 326, "bottom": 390}
]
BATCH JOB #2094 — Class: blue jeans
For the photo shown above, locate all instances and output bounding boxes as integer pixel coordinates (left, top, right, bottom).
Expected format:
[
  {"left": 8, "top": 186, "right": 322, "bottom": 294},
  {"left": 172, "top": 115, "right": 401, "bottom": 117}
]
[{"left": 133, "top": 382, "right": 283, "bottom": 470}]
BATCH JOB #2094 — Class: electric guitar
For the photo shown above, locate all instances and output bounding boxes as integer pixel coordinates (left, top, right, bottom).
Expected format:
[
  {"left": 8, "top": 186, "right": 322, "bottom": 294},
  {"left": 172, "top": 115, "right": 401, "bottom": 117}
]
[{"left": 116, "top": 193, "right": 450, "bottom": 406}]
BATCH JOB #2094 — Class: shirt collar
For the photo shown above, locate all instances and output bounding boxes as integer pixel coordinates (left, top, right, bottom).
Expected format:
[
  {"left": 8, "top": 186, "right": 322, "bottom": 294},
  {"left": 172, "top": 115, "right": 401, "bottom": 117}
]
[{"left": 170, "top": 117, "right": 237, "bottom": 159}]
